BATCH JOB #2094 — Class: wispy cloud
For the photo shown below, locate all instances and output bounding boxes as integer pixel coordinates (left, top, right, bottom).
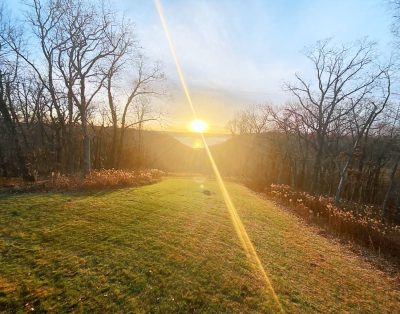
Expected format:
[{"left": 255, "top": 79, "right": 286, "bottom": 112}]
[{"left": 103, "top": 0, "right": 393, "bottom": 128}]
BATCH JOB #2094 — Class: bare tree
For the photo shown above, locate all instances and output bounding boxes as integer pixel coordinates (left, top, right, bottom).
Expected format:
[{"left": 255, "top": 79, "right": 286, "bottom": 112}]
[
  {"left": 0, "top": 0, "right": 166, "bottom": 178},
  {"left": 226, "top": 104, "right": 272, "bottom": 135},
  {"left": 0, "top": 5, "right": 35, "bottom": 180},
  {"left": 54, "top": 0, "right": 128, "bottom": 174},
  {"left": 286, "top": 39, "right": 386, "bottom": 192},
  {"left": 0, "top": 0, "right": 72, "bottom": 171},
  {"left": 105, "top": 55, "right": 164, "bottom": 168},
  {"left": 334, "top": 71, "right": 391, "bottom": 204}
]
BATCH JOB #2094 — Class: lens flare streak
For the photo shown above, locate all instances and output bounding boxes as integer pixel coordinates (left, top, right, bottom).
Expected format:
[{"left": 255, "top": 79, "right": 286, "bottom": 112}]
[
  {"left": 154, "top": 1, "right": 284, "bottom": 312},
  {"left": 201, "top": 134, "right": 284, "bottom": 312}
]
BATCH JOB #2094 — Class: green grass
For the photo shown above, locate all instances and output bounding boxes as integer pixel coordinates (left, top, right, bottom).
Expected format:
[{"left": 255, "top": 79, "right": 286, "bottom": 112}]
[{"left": 0, "top": 177, "right": 399, "bottom": 313}]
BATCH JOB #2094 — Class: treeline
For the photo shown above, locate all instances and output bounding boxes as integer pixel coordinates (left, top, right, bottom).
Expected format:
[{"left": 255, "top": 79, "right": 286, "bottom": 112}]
[
  {"left": 0, "top": 0, "right": 163, "bottom": 179},
  {"left": 1, "top": 0, "right": 400, "bottom": 220},
  {"left": 227, "top": 39, "right": 399, "bottom": 218}
]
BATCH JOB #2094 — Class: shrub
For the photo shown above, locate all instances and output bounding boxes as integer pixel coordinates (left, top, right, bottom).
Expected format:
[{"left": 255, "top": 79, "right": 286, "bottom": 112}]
[
  {"left": 267, "top": 184, "right": 400, "bottom": 259},
  {"left": 51, "top": 169, "right": 164, "bottom": 191},
  {"left": 0, "top": 169, "right": 164, "bottom": 192}
]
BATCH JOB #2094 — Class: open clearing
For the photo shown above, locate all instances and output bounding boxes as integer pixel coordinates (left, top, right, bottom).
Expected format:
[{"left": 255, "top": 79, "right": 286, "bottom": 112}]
[{"left": 0, "top": 178, "right": 399, "bottom": 313}]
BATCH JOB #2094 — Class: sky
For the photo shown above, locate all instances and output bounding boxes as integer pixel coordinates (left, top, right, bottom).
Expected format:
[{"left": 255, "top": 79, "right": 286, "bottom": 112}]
[{"left": 6, "top": 0, "right": 395, "bottom": 133}]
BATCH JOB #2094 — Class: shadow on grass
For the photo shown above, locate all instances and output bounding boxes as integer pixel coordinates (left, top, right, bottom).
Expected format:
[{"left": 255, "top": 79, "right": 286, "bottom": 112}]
[{"left": 0, "top": 181, "right": 160, "bottom": 200}]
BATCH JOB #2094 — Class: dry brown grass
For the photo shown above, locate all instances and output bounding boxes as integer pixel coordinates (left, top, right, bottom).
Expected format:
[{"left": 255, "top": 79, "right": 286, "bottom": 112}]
[
  {"left": 267, "top": 184, "right": 400, "bottom": 260},
  {"left": 51, "top": 169, "right": 164, "bottom": 191},
  {"left": 0, "top": 169, "right": 164, "bottom": 192}
]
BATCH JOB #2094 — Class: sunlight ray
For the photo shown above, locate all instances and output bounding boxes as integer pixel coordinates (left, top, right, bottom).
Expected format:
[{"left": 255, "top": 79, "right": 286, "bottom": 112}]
[{"left": 154, "top": 1, "right": 284, "bottom": 312}]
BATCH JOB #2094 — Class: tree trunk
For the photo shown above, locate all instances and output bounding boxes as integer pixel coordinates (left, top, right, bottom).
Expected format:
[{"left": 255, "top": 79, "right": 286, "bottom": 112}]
[
  {"left": 67, "top": 89, "right": 75, "bottom": 174},
  {"left": 109, "top": 123, "right": 118, "bottom": 168},
  {"left": 0, "top": 75, "right": 32, "bottom": 180},
  {"left": 106, "top": 76, "right": 118, "bottom": 169},
  {"left": 381, "top": 155, "right": 400, "bottom": 217},
  {"left": 116, "top": 127, "right": 125, "bottom": 169},
  {"left": 335, "top": 138, "right": 362, "bottom": 204},
  {"left": 81, "top": 111, "right": 91, "bottom": 175},
  {"left": 335, "top": 158, "right": 351, "bottom": 204},
  {"left": 312, "top": 142, "right": 324, "bottom": 193}
]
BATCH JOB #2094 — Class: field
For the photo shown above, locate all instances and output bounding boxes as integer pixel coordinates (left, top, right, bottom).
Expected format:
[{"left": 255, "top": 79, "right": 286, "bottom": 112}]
[{"left": 0, "top": 177, "right": 399, "bottom": 313}]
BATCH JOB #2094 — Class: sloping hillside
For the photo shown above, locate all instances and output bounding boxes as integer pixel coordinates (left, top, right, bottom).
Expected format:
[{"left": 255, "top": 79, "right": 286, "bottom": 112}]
[{"left": 0, "top": 178, "right": 399, "bottom": 312}]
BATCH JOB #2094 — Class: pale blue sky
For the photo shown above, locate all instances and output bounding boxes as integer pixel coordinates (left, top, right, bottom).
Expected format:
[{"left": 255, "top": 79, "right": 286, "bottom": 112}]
[
  {"left": 117, "top": 0, "right": 394, "bottom": 129},
  {"left": 5, "top": 0, "right": 395, "bottom": 130}
]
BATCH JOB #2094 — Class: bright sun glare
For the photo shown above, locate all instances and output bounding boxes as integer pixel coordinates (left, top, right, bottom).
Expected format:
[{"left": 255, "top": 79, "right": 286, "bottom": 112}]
[{"left": 190, "top": 119, "right": 208, "bottom": 133}]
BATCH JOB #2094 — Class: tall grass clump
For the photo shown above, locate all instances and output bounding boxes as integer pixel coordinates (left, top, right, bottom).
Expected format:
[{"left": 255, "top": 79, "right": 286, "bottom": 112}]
[
  {"left": 267, "top": 184, "right": 400, "bottom": 260},
  {"left": 0, "top": 169, "right": 164, "bottom": 192},
  {"left": 51, "top": 169, "right": 164, "bottom": 191}
]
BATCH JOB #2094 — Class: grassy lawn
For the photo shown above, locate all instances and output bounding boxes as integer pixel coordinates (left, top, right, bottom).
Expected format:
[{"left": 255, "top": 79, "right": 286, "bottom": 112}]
[{"left": 0, "top": 177, "right": 399, "bottom": 313}]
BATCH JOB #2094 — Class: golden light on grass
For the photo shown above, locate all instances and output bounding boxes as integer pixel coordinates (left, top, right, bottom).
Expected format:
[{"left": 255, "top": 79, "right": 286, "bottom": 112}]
[
  {"left": 192, "top": 138, "right": 204, "bottom": 149},
  {"left": 190, "top": 119, "right": 208, "bottom": 133},
  {"left": 154, "top": 1, "right": 284, "bottom": 312}
]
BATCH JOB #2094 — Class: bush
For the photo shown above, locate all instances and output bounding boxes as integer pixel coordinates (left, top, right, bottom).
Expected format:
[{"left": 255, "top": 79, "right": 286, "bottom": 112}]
[
  {"left": 51, "top": 169, "right": 164, "bottom": 191},
  {"left": 267, "top": 184, "right": 400, "bottom": 259},
  {"left": 0, "top": 169, "right": 164, "bottom": 192}
]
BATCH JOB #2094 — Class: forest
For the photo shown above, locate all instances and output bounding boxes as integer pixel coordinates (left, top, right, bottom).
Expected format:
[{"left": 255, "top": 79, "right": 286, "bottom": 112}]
[
  {"left": 0, "top": 0, "right": 164, "bottom": 178},
  {"left": 0, "top": 0, "right": 399, "bottom": 215},
  {"left": 2, "top": 0, "right": 399, "bottom": 220}
]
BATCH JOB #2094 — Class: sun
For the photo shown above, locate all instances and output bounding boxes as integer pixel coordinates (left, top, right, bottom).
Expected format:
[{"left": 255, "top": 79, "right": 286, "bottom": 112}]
[{"left": 190, "top": 119, "right": 208, "bottom": 133}]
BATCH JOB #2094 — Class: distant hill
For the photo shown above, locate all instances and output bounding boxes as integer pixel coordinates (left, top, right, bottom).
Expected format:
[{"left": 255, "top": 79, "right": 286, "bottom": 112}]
[{"left": 132, "top": 130, "right": 274, "bottom": 176}]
